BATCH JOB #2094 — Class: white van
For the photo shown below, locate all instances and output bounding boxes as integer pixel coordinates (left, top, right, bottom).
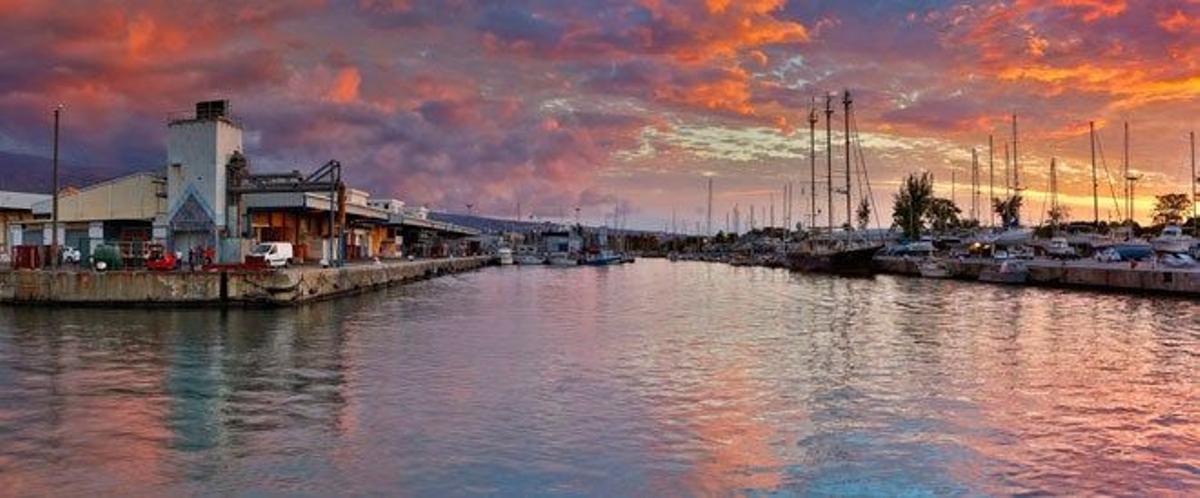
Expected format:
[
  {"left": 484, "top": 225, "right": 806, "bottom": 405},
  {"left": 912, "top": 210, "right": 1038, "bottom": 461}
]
[{"left": 250, "top": 242, "right": 294, "bottom": 267}]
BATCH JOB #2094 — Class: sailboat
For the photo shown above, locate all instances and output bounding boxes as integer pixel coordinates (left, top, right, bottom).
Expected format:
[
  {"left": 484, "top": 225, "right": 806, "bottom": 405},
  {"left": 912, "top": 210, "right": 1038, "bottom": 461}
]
[{"left": 787, "top": 90, "right": 882, "bottom": 275}]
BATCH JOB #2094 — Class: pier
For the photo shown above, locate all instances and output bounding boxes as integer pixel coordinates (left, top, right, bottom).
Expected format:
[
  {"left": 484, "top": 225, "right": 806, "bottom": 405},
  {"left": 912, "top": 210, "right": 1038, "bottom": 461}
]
[
  {"left": 874, "top": 255, "right": 1200, "bottom": 296},
  {"left": 0, "top": 256, "right": 492, "bottom": 306}
]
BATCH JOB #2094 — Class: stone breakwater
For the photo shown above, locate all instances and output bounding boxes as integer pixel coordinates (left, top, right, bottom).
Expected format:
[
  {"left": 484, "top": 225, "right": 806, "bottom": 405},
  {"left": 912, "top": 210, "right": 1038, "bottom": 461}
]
[
  {"left": 874, "top": 256, "right": 1200, "bottom": 296},
  {"left": 0, "top": 256, "right": 492, "bottom": 306}
]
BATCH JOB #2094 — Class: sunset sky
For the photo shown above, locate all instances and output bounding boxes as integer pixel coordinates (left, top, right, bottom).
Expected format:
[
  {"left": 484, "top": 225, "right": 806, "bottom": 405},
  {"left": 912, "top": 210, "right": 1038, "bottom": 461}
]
[{"left": 2, "top": 0, "right": 1200, "bottom": 229}]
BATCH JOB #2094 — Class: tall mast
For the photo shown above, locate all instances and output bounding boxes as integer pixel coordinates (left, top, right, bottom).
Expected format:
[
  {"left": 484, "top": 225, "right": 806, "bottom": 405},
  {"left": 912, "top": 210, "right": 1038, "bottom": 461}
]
[
  {"left": 808, "top": 98, "right": 818, "bottom": 230},
  {"left": 770, "top": 192, "right": 775, "bottom": 228},
  {"left": 1124, "top": 121, "right": 1130, "bottom": 223},
  {"left": 843, "top": 90, "right": 853, "bottom": 230},
  {"left": 825, "top": 93, "right": 834, "bottom": 230},
  {"left": 706, "top": 176, "right": 713, "bottom": 236},
  {"left": 1004, "top": 142, "right": 1011, "bottom": 197},
  {"left": 988, "top": 135, "right": 995, "bottom": 227},
  {"left": 1090, "top": 121, "right": 1098, "bottom": 226},
  {"left": 1012, "top": 114, "right": 1020, "bottom": 191},
  {"left": 1192, "top": 131, "right": 1197, "bottom": 236},
  {"left": 952, "top": 168, "right": 957, "bottom": 208},
  {"left": 1050, "top": 157, "right": 1059, "bottom": 232},
  {"left": 971, "top": 147, "right": 979, "bottom": 221}
]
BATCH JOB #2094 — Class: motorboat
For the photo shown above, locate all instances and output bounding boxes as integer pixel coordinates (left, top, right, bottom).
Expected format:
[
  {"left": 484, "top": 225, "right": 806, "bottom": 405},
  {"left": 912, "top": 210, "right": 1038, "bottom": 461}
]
[
  {"left": 979, "top": 260, "right": 1028, "bottom": 284},
  {"left": 1151, "top": 225, "right": 1196, "bottom": 254},
  {"left": 1159, "top": 252, "right": 1198, "bottom": 269},
  {"left": 548, "top": 253, "right": 579, "bottom": 266},
  {"left": 514, "top": 245, "right": 545, "bottom": 265},
  {"left": 1044, "top": 237, "right": 1076, "bottom": 259},
  {"left": 583, "top": 250, "right": 622, "bottom": 266},
  {"left": 497, "top": 247, "right": 514, "bottom": 265},
  {"left": 918, "top": 259, "right": 953, "bottom": 279}
]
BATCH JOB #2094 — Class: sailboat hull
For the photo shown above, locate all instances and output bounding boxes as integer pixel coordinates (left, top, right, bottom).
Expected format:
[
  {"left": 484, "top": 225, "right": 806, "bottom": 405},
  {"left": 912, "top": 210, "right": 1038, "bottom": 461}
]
[{"left": 788, "top": 245, "right": 880, "bottom": 275}]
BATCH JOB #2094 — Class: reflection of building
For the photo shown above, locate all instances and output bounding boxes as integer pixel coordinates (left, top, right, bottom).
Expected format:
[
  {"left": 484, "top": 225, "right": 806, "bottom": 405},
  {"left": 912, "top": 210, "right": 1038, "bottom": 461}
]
[
  {"left": 11, "top": 173, "right": 166, "bottom": 262},
  {"left": 0, "top": 191, "right": 49, "bottom": 255}
]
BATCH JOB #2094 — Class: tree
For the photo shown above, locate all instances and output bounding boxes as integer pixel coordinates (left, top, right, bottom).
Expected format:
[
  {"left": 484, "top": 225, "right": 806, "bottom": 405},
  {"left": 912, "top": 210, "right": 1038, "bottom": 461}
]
[
  {"left": 856, "top": 198, "right": 871, "bottom": 231},
  {"left": 1152, "top": 193, "right": 1192, "bottom": 225},
  {"left": 993, "top": 194, "right": 1023, "bottom": 228},
  {"left": 892, "top": 172, "right": 934, "bottom": 239},
  {"left": 926, "top": 197, "right": 961, "bottom": 233}
]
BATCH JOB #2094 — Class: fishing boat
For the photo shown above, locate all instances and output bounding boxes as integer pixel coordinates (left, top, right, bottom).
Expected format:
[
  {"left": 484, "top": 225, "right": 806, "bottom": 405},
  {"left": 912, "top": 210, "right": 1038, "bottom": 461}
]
[
  {"left": 786, "top": 90, "right": 883, "bottom": 275},
  {"left": 918, "top": 259, "right": 953, "bottom": 279},
  {"left": 979, "top": 260, "right": 1028, "bottom": 284}
]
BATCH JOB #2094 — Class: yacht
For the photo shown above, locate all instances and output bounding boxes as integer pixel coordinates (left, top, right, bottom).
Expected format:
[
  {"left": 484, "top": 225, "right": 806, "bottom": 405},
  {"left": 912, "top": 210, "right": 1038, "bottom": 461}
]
[
  {"left": 497, "top": 247, "right": 515, "bottom": 265},
  {"left": 1151, "top": 225, "right": 1196, "bottom": 254},
  {"left": 1044, "top": 237, "right": 1076, "bottom": 259}
]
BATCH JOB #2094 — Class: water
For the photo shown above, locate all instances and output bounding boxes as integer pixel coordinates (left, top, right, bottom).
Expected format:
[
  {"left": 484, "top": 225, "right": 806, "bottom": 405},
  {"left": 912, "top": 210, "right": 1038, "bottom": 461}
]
[{"left": 0, "top": 260, "right": 1196, "bottom": 496}]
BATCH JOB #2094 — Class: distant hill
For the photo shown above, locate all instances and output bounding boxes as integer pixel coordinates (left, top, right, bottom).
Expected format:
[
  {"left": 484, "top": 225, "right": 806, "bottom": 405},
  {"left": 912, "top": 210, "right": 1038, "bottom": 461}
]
[
  {"left": 0, "top": 151, "right": 149, "bottom": 193},
  {"left": 430, "top": 212, "right": 659, "bottom": 236}
]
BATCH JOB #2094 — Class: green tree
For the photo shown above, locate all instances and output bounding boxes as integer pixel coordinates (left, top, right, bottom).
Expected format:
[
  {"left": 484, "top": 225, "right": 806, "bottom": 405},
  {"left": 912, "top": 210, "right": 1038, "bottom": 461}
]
[
  {"left": 1152, "top": 193, "right": 1192, "bottom": 225},
  {"left": 926, "top": 197, "right": 961, "bottom": 233},
  {"left": 892, "top": 172, "right": 934, "bottom": 239},
  {"left": 993, "top": 194, "right": 1023, "bottom": 228}
]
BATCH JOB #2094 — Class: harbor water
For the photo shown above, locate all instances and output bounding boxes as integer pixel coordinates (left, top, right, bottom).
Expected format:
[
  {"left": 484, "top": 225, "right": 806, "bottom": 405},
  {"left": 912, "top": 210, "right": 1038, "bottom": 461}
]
[{"left": 0, "top": 260, "right": 1196, "bottom": 496}]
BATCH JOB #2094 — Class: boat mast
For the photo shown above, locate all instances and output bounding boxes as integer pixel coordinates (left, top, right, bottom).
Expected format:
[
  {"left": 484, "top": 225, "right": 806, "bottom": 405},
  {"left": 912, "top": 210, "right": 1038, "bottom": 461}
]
[
  {"left": 971, "top": 147, "right": 979, "bottom": 222},
  {"left": 1192, "top": 131, "right": 1197, "bottom": 236},
  {"left": 1050, "top": 157, "right": 1059, "bottom": 233},
  {"left": 843, "top": 90, "right": 853, "bottom": 230},
  {"left": 1123, "top": 121, "right": 1130, "bottom": 223},
  {"left": 988, "top": 135, "right": 995, "bottom": 227},
  {"left": 706, "top": 176, "right": 713, "bottom": 236},
  {"left": 825, "top": 94, "right": 834, "bottom": 231},
  {"left": 809, "top": 98, "right": 817, "bottom": 231},
  {"left": 1090, "top": 121, "right": 1098, "bottom": 226},
  {"left": 1012, "top": 114, "right": 1019, "bottom": 191}
]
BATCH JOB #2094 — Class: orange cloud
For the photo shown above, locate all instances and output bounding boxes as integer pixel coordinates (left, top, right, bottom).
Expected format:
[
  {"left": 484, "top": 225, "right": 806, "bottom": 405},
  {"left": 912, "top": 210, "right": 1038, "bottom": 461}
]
[{"left": 326, "top": 67, "right": 362, "bottom": 103}]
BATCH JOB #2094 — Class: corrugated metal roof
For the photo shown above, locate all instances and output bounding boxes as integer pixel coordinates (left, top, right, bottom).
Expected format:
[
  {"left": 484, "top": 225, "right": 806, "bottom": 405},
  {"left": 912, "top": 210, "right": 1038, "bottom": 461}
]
[{"left": 0, "top": 190, "right": 50, "bottom": 211}]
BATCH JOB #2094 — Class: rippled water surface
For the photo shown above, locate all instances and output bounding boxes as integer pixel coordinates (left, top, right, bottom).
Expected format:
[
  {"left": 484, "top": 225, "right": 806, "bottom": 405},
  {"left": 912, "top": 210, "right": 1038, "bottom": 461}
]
[{"left": 1, "top": 260, "right": 1197, "bottom": 496}]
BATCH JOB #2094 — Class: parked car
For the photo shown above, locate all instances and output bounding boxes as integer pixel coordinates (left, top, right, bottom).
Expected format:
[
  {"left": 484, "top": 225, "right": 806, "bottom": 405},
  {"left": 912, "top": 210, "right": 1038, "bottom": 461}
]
[{"left": 249, "top": 242, "right": 294, "bottom": 268}]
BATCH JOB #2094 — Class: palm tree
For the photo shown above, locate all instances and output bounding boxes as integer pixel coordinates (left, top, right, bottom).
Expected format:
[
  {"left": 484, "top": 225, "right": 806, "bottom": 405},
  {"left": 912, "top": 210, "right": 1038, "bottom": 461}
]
[{"left": 993, "top": 194, "right": 1023, "bottom": 228}]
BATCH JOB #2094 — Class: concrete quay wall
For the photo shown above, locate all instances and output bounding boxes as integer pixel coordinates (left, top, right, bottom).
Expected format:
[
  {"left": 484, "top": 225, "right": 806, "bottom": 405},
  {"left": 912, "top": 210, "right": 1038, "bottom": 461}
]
[
  {"left": 0, "top": 256, "right": 492, "bottom": 306},
  {"left": 874, "top": 256, "right": 1200, "bottom": 296}
]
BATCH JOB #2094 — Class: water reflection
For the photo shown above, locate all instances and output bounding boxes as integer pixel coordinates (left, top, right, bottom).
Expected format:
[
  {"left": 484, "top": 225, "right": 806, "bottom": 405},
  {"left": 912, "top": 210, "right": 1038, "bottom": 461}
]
[{"left": 0, "top": 261, "right": 1196, "bottom": 496}]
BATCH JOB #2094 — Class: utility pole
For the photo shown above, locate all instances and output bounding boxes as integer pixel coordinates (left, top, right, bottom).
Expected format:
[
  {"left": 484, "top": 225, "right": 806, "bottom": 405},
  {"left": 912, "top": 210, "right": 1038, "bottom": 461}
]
[
  {"left": 825, "top": 93, "right": 834, "bottom": 231},
  {"left": 51, "top": 105, "right": 62, "bottom": 269},
  {"left": 1090, "top": 121, "right": 1098, "bottom": 226},
  {"left": 809, "top": 98, "right": 818, "bottom": 231},
  {"left": 843, "top": 90, "right": 853, "bottom": 230}
]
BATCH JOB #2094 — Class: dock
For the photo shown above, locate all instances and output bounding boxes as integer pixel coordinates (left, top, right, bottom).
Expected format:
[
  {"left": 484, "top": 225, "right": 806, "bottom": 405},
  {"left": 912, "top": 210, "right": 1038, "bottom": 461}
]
[
  {"left": 0, "top": 256, "right": 492, "bottom": 306},
  {"left": 874, "top": 255, "right": 1200, "bottom": 296}
]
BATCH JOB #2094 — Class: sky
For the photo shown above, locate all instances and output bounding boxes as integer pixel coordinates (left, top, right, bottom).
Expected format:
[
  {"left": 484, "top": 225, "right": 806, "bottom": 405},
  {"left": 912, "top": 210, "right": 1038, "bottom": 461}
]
[{"left": 2, "top": 0, "right": 1200, "bottom": 230}]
